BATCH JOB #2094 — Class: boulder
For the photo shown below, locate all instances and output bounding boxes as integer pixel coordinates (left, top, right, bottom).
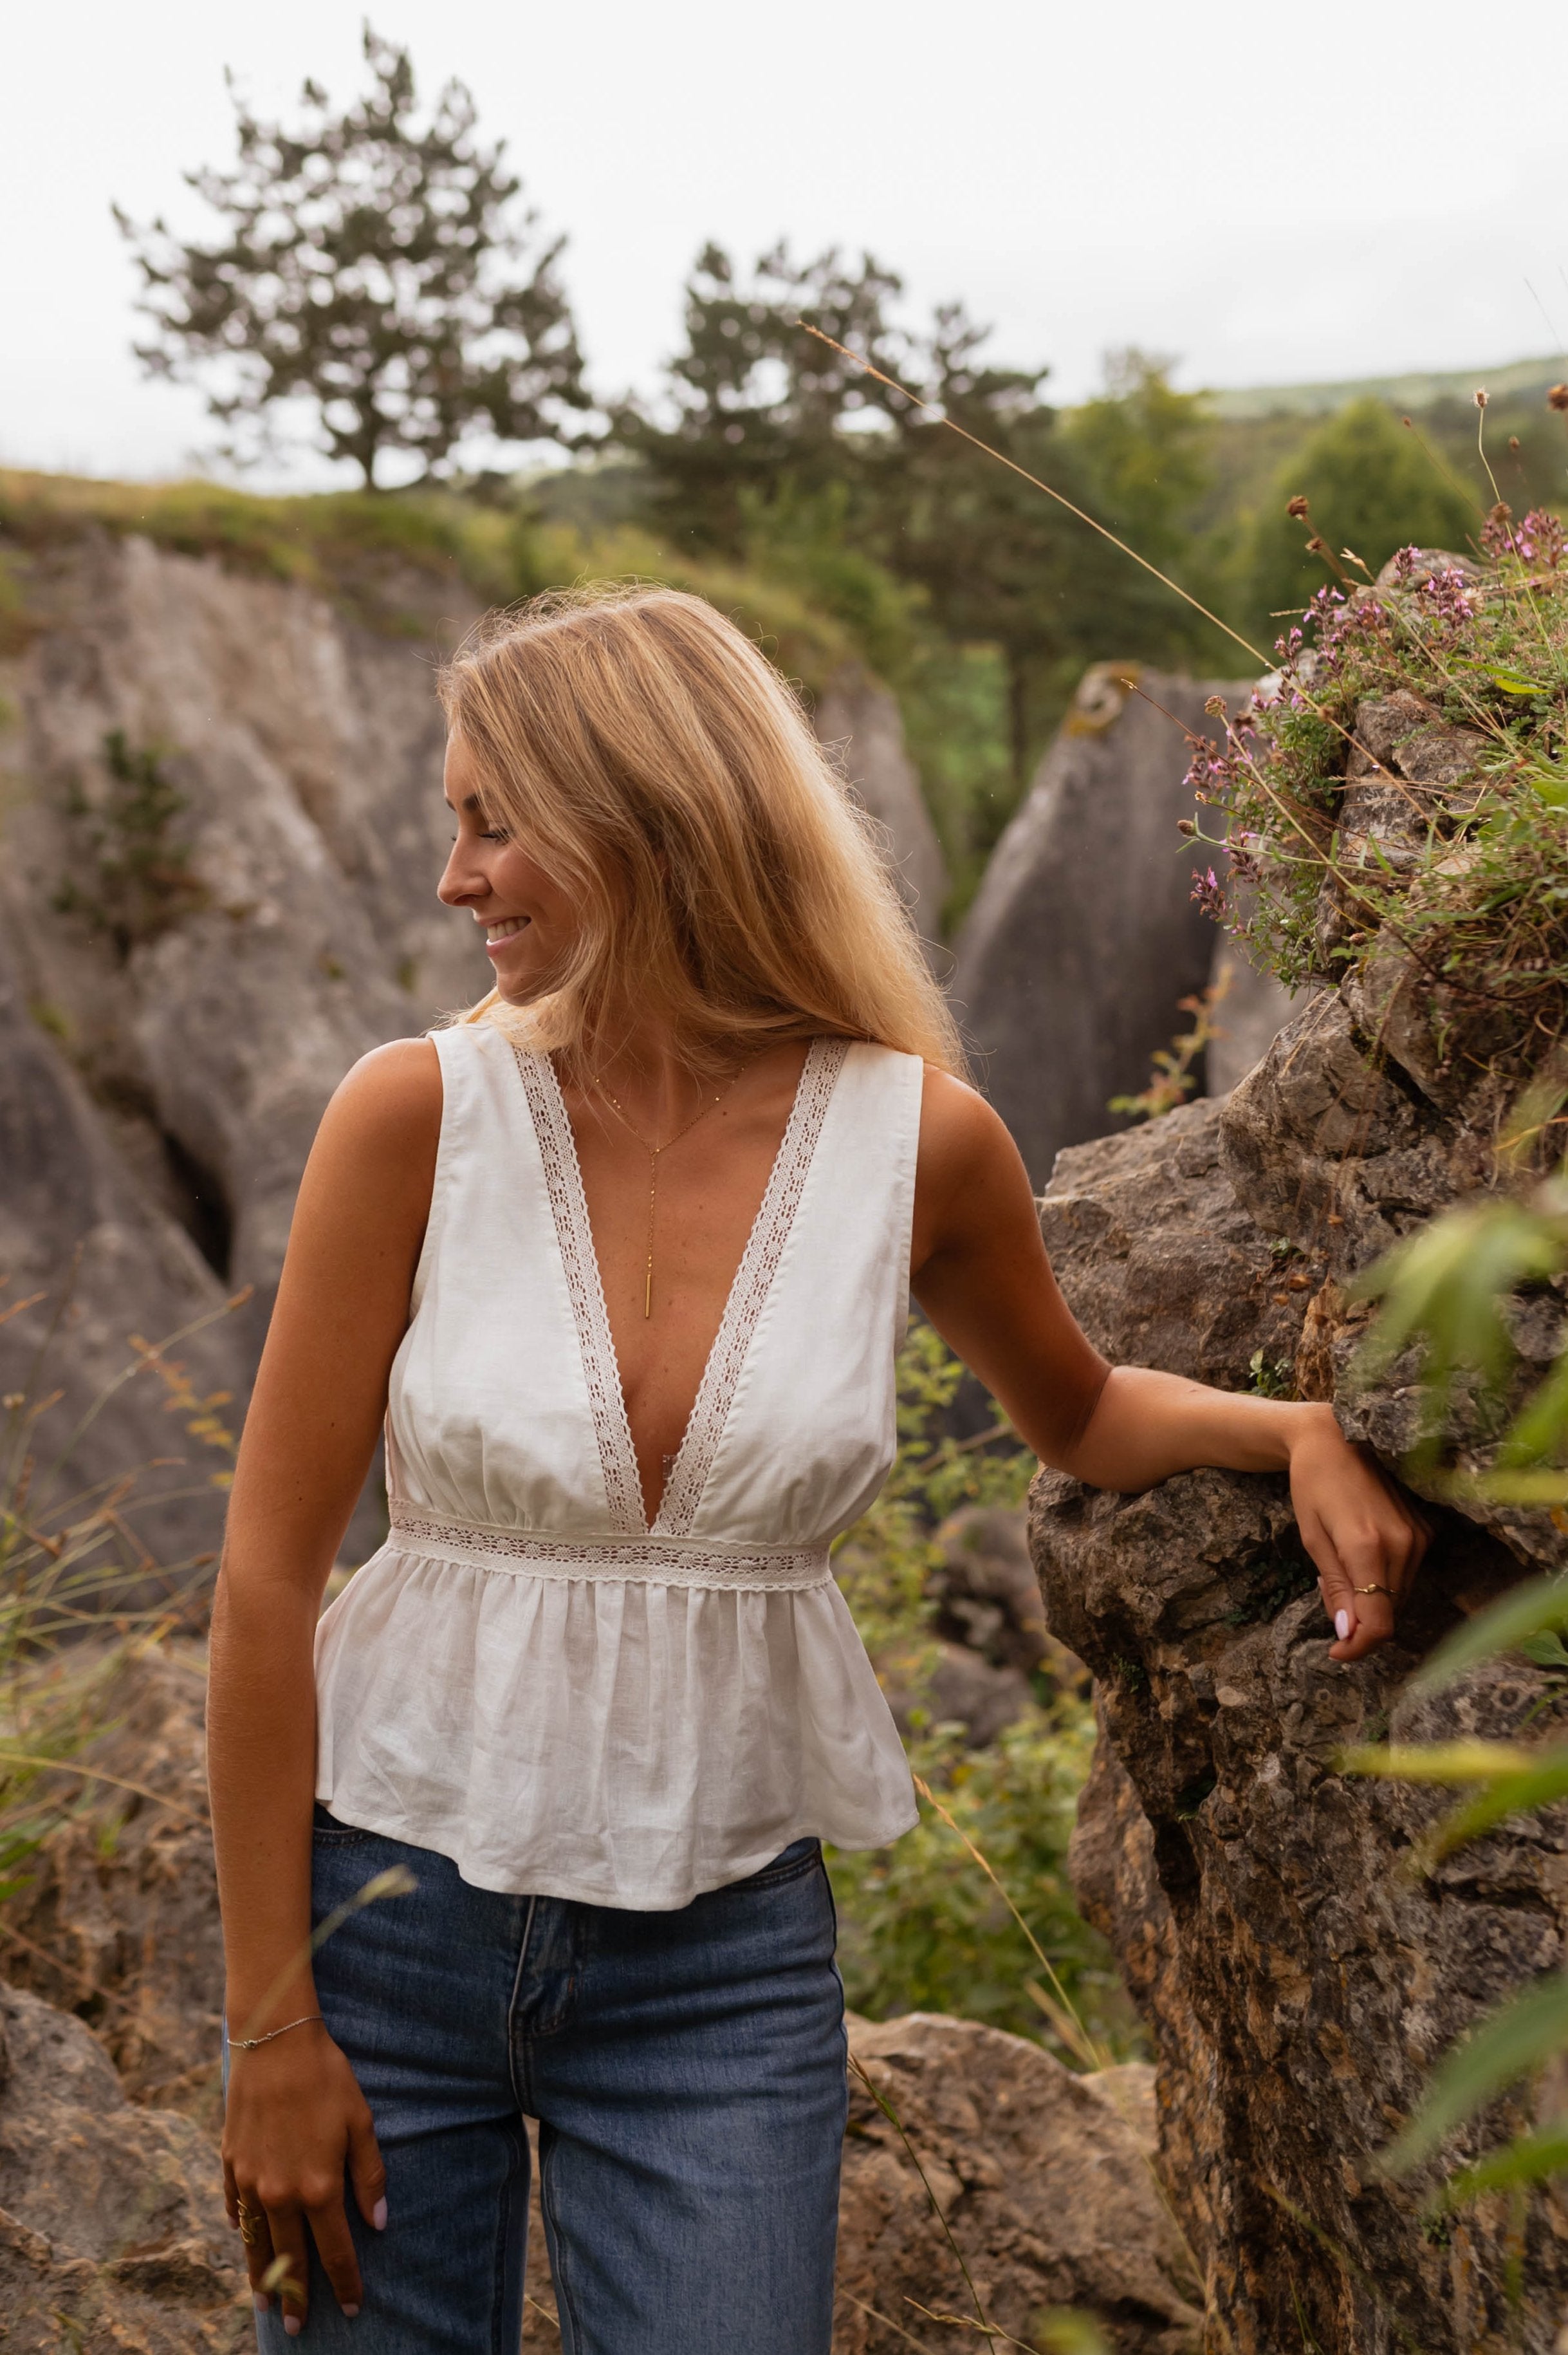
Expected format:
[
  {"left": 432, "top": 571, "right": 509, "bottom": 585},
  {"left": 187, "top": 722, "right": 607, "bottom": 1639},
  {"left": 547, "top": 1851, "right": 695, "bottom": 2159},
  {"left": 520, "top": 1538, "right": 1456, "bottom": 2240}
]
[
  {"left": 0, "top": 1639, "right": 225, "bottom": 2121},
  {"left": 814, "top": 662, "right": 949, "bottom": 940},
  {"left": 1203, "top": 936, "right": 1303, "bottom": 1098},
  {"left": 0, "top": 1984, "right": 246, "bottom": 2351},
  {"left": 950, "top": 664, "right": 1253, "bottom": 1186},
  {"left": 1031, "top": 957, "right": 1568, "bottom": 2347},
  {"left": 833, "top": 2012, "right": 1202, "bottom": 2352}
]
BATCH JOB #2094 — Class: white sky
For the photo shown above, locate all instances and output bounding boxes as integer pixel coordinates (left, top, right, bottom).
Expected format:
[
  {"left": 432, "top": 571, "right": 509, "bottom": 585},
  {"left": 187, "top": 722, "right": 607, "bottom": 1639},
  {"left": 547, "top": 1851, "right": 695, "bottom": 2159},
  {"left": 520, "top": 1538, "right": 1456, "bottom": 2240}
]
[{"left": 5, "top": 0, "right": 1567, "bottom": 487}]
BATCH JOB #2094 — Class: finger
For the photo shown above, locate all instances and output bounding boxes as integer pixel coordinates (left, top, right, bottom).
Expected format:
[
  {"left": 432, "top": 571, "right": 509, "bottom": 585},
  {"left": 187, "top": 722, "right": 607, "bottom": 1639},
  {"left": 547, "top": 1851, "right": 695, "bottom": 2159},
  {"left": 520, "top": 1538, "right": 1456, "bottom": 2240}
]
[
  {"left": 223, "top": 2161, "right": 239, "bottom": 2233},
  {"left": 1336, "top": 1537, "right": 1398, "bottom": 1660},
  {"left": 347, "top": 2103, "right": 389, "bottom": 2236},
  {"left": 235, "top": 2193, "right": 279, "bottom": 2311},
  {"left": 1300, "top": 1513, "right": 1391, "bottom": 1662},
  {"left": 266, "top": 2207, "right": 312, "bottom": 2336},
  {"left": 307, "top": 2192, "right": 365, "bottom": 2320}
]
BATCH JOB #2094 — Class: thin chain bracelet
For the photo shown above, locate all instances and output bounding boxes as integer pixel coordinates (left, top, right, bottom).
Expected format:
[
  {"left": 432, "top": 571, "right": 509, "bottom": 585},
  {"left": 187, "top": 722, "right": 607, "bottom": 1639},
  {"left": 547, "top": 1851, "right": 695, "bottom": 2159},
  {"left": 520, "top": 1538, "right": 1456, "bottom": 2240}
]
[{"left": 229, "top": 2011, "right": 324, "bottom": 2052}]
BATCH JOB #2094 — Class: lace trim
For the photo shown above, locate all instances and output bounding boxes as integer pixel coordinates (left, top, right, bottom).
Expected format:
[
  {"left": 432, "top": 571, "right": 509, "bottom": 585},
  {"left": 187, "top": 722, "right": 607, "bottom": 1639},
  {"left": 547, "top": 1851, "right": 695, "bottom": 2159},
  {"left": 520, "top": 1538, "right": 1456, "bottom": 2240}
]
[
  {"left": 656, "top": 1038, "right": 847, "bottom": 1533},
  {"left": 515, "top": 1039, "right": 848, "bottom": 1539},
  {"left": 515, "top": 1051, "right": 646, "bottom": 1534},
  {"left": 387, "top": 1507, "right": 831, "bottom": 1592}
]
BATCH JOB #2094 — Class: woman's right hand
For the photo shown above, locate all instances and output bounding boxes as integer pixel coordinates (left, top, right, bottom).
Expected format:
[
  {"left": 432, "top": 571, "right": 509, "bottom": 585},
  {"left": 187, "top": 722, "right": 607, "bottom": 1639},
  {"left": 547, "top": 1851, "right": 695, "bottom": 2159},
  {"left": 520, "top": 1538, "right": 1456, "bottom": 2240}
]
[{"left": 223, "top": 2020, "right": 387, "bottom": 2332}]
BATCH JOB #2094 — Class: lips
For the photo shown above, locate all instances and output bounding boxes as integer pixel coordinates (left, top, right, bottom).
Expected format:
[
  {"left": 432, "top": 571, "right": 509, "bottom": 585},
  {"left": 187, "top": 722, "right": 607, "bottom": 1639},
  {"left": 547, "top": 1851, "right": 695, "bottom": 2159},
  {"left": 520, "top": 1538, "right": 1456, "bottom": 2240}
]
[{"left": 483, "top": 916, "right": 531, "bottom": 957}]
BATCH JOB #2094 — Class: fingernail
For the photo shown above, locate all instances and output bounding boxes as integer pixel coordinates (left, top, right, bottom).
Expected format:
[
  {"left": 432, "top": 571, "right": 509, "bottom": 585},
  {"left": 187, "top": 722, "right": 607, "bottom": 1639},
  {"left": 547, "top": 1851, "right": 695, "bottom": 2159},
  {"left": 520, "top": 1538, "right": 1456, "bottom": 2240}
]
[
  {"left": 284, "top": 2320, "right": 302, "bottom": 2340},
  {"left": 372, "top": 2197, "right": 388, "bottom": 2231},
  {"left": 1334, "top": 1609, "right": 1352, "bottom": 1641},
  {"left": 342, "top": 2307, "right": 360, "bottom": 2321},
  {"left": 254, "top": 2294, "right": 272, "bottom": 2314}
]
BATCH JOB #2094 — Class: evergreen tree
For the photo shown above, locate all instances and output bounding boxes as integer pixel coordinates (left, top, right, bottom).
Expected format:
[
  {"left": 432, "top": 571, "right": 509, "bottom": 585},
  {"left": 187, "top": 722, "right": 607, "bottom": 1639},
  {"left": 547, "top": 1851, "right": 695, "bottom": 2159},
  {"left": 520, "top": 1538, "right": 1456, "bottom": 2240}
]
[
  {"left": 115, "top": 29, "right": 590, "bottom": 488},
  {"left": 616, "top": 242, "right": 911, "bottom": 551}
]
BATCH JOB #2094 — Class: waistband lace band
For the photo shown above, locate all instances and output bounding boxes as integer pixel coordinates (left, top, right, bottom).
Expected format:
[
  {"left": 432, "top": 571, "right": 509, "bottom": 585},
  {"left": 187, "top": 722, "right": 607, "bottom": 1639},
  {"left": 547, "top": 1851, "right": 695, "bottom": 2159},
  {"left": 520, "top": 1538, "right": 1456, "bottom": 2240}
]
[{"left": 386, "top": 1503, "right": 833, "bottom": 1593}]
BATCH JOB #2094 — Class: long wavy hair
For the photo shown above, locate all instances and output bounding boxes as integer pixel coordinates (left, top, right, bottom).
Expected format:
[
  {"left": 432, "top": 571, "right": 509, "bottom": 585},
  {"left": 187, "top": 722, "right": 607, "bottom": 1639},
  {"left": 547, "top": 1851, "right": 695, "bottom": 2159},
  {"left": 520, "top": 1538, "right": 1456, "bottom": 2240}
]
[{"left": 436, "top": 582, "right": 963, "bottom": 1079}]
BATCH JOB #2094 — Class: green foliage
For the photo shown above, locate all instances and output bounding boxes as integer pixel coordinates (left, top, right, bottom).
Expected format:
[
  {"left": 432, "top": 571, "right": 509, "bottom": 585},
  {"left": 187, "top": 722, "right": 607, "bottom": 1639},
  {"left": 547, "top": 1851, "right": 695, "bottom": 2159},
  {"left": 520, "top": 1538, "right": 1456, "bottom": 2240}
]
[
  {"left": 115, "top": 28, "right": 589, "bottom": 487},
  {"left": 53, "top": 730, "right": 208, "bottom": 960},
  {"left": 830, "top": 1705, "right": 1132, "bottom": 2052},
  {"left": 1064, "top": 348, "right": 1212, "bottom": 567},
  {"left": 1108, "top": 974, "right": 1229, "bottom": 1123},
  {"left": 828, "top": 1327, "right": 1137, "bottom": 2058},
  {"left": 625, "top": 248, "right": 1224, "bottom": 793},
  {"left": 1194, "top": 517, "right": 1568, "bottom": 1010},
  {"left": 1241, "top": 398, "right": 1477, "bottom": 635}
]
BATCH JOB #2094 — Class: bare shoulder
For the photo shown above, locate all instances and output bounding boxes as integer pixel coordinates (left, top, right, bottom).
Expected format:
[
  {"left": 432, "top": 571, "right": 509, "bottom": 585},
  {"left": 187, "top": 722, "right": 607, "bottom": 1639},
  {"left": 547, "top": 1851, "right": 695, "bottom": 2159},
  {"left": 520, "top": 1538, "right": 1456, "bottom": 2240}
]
[
  {"left": 917, "top": 1064, "right": 1020, "bottom": 1186},
  {"left": 319, "top": 1036, "right": 443, "bottom": 1155},
  {"left": 912, "top": 1065, "right": 1035, "bottom": 1273}
]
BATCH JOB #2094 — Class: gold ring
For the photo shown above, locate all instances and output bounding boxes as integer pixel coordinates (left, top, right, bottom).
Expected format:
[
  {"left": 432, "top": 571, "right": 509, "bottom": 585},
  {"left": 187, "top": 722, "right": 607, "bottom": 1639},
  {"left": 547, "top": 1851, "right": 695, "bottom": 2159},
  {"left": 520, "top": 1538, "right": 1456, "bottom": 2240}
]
[
  {"left": 236, "top": 2199, "right": 263, "bottom": 2248},
  {"left": 1354, "top": 1583, "right": 1392, "bottom": 1597}
]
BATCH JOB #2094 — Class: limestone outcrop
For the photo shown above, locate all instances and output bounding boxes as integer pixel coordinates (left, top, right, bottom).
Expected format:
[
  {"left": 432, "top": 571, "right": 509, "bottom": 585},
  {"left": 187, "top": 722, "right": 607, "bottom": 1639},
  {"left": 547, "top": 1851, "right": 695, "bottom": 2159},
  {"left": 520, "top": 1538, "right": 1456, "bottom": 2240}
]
[
  {"left": 0, "top": 525, "right": 948, "bottom": 1568},
  {"left": 0, "top": 1984, "right": 247, "bottom": 2352},
  {"left": 815, "top": 662, "right": 949, "bottom": 940},
  {"left": 950, "top": 664, "right": 1253, "bottom": 1187},
  {"left": 835, "top": 2013, "right": 1201, "bottom": 2353},
  {"left": 1031, "top": 977, "right": 1568, "bottom": 2347}
]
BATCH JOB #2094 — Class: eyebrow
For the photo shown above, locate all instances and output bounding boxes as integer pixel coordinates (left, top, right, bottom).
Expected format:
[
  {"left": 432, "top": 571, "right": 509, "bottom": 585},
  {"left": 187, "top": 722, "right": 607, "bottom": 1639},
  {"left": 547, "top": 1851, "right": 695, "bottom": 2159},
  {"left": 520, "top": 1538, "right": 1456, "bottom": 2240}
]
[{"left": 443, "top": 794, "right": 486, "bottom": 814}]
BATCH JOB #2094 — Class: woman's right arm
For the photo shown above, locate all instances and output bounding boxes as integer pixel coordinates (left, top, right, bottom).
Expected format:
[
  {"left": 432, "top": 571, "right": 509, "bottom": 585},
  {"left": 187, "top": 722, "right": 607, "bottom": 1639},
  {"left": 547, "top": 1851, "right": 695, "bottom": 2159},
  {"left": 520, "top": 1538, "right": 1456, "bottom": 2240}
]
[{"left": 209, "top": 1037, "right": 441, "bottom": 2331}]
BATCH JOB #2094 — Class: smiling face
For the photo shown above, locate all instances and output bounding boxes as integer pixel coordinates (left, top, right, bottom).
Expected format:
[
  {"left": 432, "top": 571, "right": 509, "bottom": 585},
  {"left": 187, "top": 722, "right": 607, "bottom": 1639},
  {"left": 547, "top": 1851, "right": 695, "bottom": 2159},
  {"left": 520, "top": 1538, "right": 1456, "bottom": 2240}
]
[{"left": 437, "top": 732, "right": 584, "bottom": 1006}]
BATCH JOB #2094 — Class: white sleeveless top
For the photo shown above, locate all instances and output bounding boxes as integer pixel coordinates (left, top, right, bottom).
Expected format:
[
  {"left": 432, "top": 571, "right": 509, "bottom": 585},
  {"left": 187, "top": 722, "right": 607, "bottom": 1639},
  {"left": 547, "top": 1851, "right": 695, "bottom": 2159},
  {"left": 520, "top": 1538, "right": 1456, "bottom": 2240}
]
[{"left": 313, "top": 1024, "right": 921, "bottom": 1909}]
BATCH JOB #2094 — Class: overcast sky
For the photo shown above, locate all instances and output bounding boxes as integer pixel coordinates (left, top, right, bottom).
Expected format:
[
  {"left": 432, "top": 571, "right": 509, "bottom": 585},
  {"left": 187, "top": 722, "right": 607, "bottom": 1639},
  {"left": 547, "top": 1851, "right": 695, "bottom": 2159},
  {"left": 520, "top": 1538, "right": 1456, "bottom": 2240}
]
[{"left": 5, "top": 0, "right": 1567, "bottom": 487}]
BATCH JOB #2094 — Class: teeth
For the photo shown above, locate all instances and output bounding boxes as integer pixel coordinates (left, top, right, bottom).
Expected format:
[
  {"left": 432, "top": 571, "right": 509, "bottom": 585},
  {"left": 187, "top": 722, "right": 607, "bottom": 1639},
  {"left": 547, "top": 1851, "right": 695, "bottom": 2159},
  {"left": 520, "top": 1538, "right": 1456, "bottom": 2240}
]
[{"left": 486, "top": 917, "right": 529, "bottom": 940}]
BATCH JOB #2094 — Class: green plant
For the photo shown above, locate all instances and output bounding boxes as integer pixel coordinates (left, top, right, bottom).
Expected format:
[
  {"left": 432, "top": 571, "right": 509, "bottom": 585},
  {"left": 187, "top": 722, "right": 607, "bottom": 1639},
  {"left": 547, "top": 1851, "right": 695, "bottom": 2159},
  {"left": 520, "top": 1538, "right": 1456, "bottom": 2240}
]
[
  {"left": 1189, "top": 508, "right": 1568, "bottom": 1016},
  {"left": 1109, "top": 971, "right": 1230, "bottom": 1123},
  {"left": 0, "top": 1276, "right": 245, "bottom": 1902},
  {"left": 828, "top": 1330, "right": 1138, "bottom": 2057},
  {"left": 53, "top": 729, "right": 208, "bottom": 958}
]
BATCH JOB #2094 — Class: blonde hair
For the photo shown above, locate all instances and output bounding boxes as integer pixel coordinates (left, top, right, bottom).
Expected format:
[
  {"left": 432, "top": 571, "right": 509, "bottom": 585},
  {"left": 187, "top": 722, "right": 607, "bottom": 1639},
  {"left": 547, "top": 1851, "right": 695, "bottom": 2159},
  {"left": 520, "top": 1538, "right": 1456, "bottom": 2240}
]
[{"left": 436, "top": 582, "right": 963, "bottom": 1079}]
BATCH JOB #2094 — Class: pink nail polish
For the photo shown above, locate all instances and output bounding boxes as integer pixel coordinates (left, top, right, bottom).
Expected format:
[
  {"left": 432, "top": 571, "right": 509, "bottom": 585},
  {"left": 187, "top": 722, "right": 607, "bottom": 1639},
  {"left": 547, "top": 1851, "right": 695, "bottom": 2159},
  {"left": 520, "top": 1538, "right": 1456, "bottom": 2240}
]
[
  {"left": 284, "top": 2319, "right": 302, "bottom": 2339},
  {"left": 343, "top": 2306, "right": 360, "bottom": 2320},
  {"left": 1334, "top": 1609, "right": 1351, "bottom": 1641},
  {"left": 372, "top": 2197, "right": 388, "bottom": 2231},
  {"left": 254, "top": 2294, "right": 272, "bottom": 2314}
]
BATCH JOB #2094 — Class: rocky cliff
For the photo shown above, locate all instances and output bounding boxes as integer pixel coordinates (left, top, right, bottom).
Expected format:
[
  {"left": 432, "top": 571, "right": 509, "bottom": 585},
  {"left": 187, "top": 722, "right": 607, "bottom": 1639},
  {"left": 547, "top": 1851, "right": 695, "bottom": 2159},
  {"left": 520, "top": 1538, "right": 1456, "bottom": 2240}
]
[
  {"left": 951, "top": 664, "right": 1295, "bottom": 1189},
  {"left": 1033, "top": 982, "right": 1568, "bottom": 2347},
  {"left": 0, "top": 519, "right": 941, "bottom": 1570}
]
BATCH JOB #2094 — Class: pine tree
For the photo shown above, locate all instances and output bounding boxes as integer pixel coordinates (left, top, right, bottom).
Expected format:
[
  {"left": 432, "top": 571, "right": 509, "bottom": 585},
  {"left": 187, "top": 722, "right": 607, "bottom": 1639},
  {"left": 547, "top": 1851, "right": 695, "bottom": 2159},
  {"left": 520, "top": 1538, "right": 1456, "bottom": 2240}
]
[{"left": 115, "top": 28, "right": 591, "bottom": 488}]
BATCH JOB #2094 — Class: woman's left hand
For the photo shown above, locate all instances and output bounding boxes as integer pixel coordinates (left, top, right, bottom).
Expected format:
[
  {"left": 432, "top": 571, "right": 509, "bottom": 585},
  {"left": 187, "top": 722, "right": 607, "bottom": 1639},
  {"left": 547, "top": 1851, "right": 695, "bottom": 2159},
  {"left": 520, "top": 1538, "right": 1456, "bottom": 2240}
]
[{"left": 1285, "top": 1406, "right": 1429, "bottom": 1662}]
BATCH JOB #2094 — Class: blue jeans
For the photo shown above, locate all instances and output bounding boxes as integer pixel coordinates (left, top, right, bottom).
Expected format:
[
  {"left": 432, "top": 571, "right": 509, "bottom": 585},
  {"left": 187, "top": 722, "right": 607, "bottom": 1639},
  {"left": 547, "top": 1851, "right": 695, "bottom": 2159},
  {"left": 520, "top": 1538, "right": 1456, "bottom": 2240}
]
[{"left": 252, "top": 1811, "right": 847, "bottom": 2354}]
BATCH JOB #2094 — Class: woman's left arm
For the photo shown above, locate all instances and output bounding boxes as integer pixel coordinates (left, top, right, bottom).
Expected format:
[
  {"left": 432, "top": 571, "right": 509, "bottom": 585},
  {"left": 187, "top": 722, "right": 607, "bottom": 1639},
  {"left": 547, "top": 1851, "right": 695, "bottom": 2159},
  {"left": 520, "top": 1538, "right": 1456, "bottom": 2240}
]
[{"left": 910, "top": 1071, "right": 1426, "bottom": 1664}]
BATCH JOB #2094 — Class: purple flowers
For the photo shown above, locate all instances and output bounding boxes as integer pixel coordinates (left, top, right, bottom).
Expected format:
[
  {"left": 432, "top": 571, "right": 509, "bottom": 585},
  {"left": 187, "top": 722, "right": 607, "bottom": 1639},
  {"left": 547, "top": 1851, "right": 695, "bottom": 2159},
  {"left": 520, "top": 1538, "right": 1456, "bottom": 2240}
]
[
  {"left": 1190, "top": 866, "right": 1227, "bottom": 921},
  {"left": 1417, "top": 567, "right": 1479, "bottom": 631}
]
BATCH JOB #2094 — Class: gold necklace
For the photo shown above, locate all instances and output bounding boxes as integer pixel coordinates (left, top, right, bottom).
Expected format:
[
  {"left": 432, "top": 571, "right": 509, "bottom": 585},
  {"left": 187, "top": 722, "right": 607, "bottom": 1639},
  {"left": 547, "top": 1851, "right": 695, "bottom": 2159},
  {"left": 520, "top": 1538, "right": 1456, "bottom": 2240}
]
[{"left": 595, "top": 1061, "right": 753, "bottom": 1317}]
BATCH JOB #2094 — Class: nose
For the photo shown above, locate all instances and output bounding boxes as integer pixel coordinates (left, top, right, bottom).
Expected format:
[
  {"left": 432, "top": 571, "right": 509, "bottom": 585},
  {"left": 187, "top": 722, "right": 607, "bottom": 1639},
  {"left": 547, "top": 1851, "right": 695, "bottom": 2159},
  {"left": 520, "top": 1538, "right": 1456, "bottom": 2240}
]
[{"left": 438, "top": 836, "right": 488, "bottom": 909}]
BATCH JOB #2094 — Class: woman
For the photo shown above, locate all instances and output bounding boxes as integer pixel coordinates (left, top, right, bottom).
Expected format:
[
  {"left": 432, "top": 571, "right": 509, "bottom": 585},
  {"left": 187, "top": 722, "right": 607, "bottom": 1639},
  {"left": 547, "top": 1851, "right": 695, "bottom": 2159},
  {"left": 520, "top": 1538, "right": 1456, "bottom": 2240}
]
[{"left": 212, "top": 585, "right": 1423, "bottom": 2352}]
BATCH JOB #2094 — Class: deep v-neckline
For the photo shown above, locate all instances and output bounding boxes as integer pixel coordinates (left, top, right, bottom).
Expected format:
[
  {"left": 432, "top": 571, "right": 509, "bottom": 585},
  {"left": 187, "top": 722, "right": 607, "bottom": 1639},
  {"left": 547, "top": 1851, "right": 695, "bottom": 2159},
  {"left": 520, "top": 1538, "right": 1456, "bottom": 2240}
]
[{"left": 514, "top": 1039, "right": 848, "bottom": 1536}]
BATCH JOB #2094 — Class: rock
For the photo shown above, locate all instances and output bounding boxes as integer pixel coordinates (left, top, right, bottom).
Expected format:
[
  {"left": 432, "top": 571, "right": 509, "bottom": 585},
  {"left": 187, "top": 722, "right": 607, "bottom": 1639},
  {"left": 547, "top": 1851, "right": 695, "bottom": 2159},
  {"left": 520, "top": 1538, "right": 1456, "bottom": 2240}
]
[
  {"left": 932, "top": 1505, "right": 1053, "bottom": 1677},
  {"left": 1031, "top": 975, "right": 1568, "bottom": 2350},
  {"left": 813, "top": 662, "right": 949, "bottom": 938},
  {"left": 0, "top": 1639, "right": 224, "bottom": 2120},
  {"left": 0, "top": 1984, "right": 246, "bottom": 2351},
  {"left": 951, "top": 664, "right": 1253, "bottom": 1186},
  {"left": 1040, "top": 1094, "right": 1307, "bottom": 1393},
  {"left": 0, "top": 926, "right": 246, "bottom": 1572},
  {"left": 833, "top": 2011, "right": 1202, "bottom": 2353},
  {"left": 0, "top": 528, "right": 494, "bottom": 1558},
  {"left": 1203, "top": 937, "right": 1303, "bottom": 1097}
]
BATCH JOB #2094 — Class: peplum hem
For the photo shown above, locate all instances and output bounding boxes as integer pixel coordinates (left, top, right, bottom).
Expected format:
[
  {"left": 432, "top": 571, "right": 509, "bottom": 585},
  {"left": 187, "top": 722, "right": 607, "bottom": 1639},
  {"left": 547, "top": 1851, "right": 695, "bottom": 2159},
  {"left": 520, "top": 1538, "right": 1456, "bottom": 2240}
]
[{"left": 313, "top": 1541, "right": 919, "bottom": 1912}]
